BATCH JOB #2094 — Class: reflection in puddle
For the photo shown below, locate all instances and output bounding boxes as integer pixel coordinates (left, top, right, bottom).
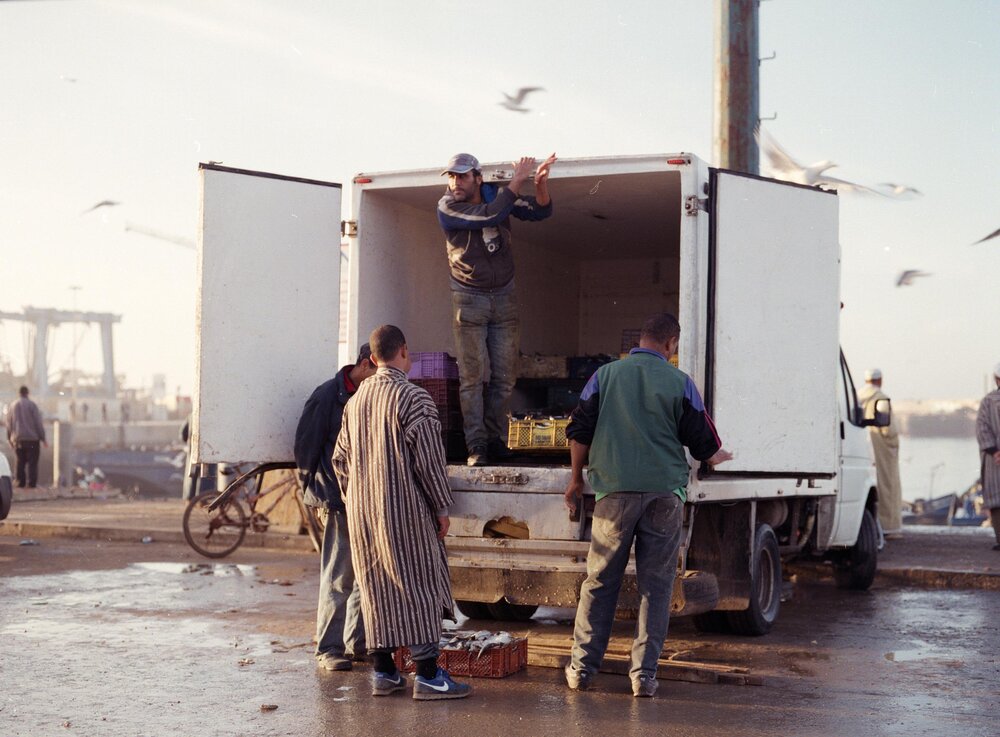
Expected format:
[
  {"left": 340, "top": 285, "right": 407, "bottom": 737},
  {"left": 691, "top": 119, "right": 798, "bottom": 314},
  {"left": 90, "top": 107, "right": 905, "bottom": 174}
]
[
  {"left": 884, "top": 639, "right": 935, "bottom": 662},
  {"left": 134, "top": 562, "right": 257, "bottom": 576}
]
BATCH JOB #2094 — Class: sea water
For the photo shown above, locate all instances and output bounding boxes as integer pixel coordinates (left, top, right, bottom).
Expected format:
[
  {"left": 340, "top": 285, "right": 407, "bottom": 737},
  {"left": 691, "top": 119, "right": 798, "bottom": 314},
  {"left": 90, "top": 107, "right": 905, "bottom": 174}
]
[{"left": 897, "top": 435, "right": 982, "bottom": 503}]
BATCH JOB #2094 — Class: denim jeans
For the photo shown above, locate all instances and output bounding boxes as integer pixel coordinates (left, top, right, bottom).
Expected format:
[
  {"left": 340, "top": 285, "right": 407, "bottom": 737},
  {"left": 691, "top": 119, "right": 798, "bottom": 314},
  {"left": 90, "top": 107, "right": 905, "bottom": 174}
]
[
  {"left": 315, "top": 509, "right": 365, "bottom": 658},
  {"left": 570, "top": 492, "right": 684, "bottom": 680},
  {"left": 450, "top": 288, "right": 520, "bottom": 450}
]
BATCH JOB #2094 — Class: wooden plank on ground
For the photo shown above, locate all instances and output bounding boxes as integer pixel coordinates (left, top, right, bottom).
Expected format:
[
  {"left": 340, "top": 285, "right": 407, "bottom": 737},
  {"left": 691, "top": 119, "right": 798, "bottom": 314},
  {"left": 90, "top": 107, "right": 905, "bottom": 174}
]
[{"left": 526, "top": 641, "right": 762, "bottom": 686}]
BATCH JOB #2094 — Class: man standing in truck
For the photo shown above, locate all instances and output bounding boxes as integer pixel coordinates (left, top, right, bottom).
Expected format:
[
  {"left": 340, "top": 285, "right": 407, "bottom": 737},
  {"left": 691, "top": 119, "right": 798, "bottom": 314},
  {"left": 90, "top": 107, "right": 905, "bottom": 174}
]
[
  {"left": 294, "top": 344, "right": 377, "bottom": 671},
  {"left": 562, "top": 312, "right": 732, "bottom": 698},
  {"left": 859, "top": 368, "right": 903, "bottom": 537},
  {"left": 437, "top": 152, "right": 556, "bottom": 467}
]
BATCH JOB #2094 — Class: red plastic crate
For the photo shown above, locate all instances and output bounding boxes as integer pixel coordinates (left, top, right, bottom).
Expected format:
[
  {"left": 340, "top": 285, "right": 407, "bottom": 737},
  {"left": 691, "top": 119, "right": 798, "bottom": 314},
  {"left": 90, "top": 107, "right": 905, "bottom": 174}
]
[
  {"left": 393, "top": 638, "right": 528, "bottom": 678},
  {"left": 408, "top": 352, "right": 460, "bottom": 380},
  {"left": 412, "top": 378, "right": 460, "bottom": 405}
]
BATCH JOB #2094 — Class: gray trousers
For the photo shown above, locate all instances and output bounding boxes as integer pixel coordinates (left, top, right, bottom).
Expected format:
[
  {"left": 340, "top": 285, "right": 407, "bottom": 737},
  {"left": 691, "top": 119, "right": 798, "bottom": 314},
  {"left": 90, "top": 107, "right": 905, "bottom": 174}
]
[
  {"left": 315, "top": 509, "right": 365, "bottom": 658},
  {"left": 570, "top": 492, "right": 684, "bottom": 680},
  {"left": 450, "top": 288, "right": 519, "bottom": 451}
]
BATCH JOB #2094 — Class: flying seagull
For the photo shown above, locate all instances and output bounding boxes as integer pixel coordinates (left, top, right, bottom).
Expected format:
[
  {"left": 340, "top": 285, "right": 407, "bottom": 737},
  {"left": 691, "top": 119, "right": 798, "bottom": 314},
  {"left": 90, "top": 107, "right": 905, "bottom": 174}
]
[
  {"left": 499, "top": 87, "right": 544, "bottom": 113},
  {"left": 877, "top": 182, "right": 923, "bottom": 198},
  {"left": 756, "top": 130, "right": 879, "bottom": 194},
  {"left": 81, "top": 200, "right": 121, "bottom": 216},
  {"left": 896, "top": 269, "right": 931, "bottom": 287},
  {"left": 972, "top": 227, "right": 1000, "bottom": 245}
]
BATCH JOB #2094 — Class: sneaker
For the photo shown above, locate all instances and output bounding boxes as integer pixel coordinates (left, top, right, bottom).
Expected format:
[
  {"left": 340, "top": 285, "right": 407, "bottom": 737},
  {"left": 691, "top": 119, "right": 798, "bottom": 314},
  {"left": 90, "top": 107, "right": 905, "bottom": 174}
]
[
  {"left": 412, "top": 668, "right": 472, "bottom": 701},
  {"left": 564, "top": 664, "right": 592, "bottom": 691},
  {"left": 317, "top": 654, "right": 352, "bottom": 671},
  {"left": 632, "top": 674, "right": 658, "bottom": 698},
  {"left": 372, "top": 670, "right": 407, "bottom": 696},
  {"left": 466, "top": 446, "right": 488, "bottom": 467},
  {"left": 992, "top": 543, "right": 1000, "bottom": 551}
]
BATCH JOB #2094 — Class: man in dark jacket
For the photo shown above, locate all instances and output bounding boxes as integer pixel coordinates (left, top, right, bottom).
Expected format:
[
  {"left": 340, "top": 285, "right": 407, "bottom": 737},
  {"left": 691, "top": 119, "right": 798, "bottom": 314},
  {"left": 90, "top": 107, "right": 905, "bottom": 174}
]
[
  {"left": 294, "top": 344, "right": 377, "bottom": 671},
  {"left": 6, "top": 386, "right": 47, "bottom": 488}
]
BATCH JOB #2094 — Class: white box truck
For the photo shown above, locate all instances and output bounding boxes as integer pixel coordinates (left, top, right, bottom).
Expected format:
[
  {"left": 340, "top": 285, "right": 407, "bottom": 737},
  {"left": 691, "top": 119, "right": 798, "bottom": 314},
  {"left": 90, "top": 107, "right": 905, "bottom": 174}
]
[{"left": 192, "top": 154, "right": 888, "bottom": 635}]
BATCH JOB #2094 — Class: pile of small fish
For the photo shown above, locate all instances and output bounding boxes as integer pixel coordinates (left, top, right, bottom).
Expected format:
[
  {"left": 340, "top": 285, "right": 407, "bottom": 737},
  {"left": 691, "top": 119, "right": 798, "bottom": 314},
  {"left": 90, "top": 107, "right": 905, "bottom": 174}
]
[{"left": 439, "top": 630, "right": 516, "bottom": 657}]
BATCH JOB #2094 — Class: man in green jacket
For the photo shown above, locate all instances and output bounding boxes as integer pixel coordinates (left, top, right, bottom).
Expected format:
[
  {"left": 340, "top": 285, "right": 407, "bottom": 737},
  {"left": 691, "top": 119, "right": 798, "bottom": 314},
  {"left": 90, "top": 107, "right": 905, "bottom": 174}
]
[{"left": 563, "top": 312, "right": 732, "bottom": 698}]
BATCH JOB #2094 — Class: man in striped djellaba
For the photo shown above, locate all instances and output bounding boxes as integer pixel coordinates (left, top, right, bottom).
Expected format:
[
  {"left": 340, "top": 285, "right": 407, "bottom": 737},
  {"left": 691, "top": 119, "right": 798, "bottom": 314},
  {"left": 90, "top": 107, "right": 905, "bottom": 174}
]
[{"left": 333, "top": 325, "right": 472, "bottom": 701}]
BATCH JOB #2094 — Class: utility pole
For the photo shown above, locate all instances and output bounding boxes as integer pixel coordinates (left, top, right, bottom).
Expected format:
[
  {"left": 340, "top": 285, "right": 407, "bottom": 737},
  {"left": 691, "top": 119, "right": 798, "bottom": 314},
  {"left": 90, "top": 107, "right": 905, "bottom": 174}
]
[{"left": 713, "top": 0, "right": 760, "bottom": 174}]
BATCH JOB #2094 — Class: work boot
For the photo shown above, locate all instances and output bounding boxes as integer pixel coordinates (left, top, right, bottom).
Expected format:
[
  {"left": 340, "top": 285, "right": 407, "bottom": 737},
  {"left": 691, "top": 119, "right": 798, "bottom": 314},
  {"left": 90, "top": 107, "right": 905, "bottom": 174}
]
[
  {"left": 412, "top": 668, "right": 471, "bottom": 700},
  {"left": 466, "top": 446, "right": 488, "bottom": 467},
  {"left": 317, "top": 654, "right": 352, "bottom": 671}
]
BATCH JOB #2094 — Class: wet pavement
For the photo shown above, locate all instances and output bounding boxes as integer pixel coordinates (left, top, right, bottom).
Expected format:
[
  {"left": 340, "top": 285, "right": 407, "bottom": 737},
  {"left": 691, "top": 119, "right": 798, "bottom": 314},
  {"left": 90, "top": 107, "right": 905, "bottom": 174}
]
[{"left": 2, "top": 534, "right": 999, "bottom": 737}]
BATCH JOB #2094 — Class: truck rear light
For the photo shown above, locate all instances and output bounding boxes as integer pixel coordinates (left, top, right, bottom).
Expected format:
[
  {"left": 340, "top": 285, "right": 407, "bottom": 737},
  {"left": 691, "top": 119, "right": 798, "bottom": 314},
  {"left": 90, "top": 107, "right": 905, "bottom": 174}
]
[
  {"left": 667, "top": 158, "right": 689, "bottom": 165},
  {"left": 354, "top": 176, "right": 372, "bottom": 184}
]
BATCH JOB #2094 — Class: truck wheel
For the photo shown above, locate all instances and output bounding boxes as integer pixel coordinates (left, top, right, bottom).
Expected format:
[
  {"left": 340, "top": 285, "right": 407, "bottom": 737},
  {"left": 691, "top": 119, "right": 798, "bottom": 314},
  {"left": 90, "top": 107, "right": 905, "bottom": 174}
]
[
  {"left": 455, "top": 600, "right": 493, "bottom": 620},
  {"left": 727, "top": 524, "right": 782, "bottom": 636},
  {"left": 486, "top": 599, "right": 538, "bottom": 621},
  {"left": 834, "top": 508, "right": 878, "bottom": 590}
]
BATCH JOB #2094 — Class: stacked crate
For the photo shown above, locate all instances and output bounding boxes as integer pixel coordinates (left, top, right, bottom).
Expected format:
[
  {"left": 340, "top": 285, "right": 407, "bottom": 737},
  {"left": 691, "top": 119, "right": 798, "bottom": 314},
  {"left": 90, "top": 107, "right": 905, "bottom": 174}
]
[{"left": 408, "top": 353, "right": 465, "bottom": 460}]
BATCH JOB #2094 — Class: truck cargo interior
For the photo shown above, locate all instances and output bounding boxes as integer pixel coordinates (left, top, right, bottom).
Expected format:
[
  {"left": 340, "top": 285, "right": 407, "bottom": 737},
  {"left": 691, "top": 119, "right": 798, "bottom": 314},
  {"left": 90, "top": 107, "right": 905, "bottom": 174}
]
[
  {"left": 355, "top": 169, "right": 684, "bottom": 458},
  {"left": 357, "top": 170, "right": 682, "bottom": 380}
]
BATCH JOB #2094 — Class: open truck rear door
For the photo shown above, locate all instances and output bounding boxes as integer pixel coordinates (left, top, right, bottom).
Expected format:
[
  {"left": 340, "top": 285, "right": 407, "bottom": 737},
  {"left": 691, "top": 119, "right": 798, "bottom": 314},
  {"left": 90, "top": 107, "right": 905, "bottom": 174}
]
[
  {"left": 704, "top": 170, "right": 841, "bottom": 477},
  {"left": 193, "top": 164, "right": 343, "bottom": 465}
]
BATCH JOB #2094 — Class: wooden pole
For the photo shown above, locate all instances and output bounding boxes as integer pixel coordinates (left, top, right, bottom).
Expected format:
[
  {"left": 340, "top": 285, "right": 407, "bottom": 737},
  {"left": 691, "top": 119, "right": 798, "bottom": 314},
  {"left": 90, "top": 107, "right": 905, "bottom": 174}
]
[{"left": 713, "top": 0, "right": 760, "bottom": 174}]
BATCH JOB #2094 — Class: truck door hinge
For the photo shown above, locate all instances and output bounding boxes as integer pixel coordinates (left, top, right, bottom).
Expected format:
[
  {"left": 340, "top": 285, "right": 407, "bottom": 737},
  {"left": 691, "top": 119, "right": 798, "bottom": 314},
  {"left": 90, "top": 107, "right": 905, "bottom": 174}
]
[
  {"left": 341, "top": 220, "right": 358, "bottom": 237},
  {"left": 684, "top": 196, "right": 708, "bottom": 216}
]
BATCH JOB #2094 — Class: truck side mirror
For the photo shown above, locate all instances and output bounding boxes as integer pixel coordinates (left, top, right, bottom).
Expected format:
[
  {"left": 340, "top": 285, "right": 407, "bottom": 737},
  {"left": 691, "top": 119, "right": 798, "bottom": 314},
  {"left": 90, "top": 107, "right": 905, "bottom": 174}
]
[{"left": 863, "top": 397, "right": 891, "bottom": 428}]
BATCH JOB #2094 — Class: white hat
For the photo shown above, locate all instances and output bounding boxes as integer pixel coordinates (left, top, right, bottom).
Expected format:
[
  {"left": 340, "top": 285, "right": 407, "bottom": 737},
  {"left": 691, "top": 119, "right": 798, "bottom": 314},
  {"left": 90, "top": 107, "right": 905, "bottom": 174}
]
[{"left": 865, "top": 368, "right": 882, "bottom": 382}]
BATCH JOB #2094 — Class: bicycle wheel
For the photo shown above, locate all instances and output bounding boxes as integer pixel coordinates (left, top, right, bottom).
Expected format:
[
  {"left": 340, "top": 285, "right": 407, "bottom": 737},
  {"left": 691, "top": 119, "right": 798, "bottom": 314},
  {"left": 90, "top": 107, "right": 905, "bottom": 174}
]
[{"left": 183, "top": 490, "right": 248, "bottom": 558}]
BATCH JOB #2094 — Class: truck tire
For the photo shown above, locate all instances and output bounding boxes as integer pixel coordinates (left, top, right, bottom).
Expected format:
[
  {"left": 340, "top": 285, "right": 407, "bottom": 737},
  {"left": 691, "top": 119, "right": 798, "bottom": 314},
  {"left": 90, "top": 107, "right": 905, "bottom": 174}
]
[
  {"left": 834, "top": 508, "right": 878, "bottom": 591},
  {"left": 455, "top": 600, "right": 493, "bottom": 620},
  {"left": 0, "top": 475, "right": 12, "bottom": 521},
  {"left": 486, "top": 599, "right": 538, "bottom": 622},
  {"left": 727, "top": 524, "right": 782, "bottom": 636}
]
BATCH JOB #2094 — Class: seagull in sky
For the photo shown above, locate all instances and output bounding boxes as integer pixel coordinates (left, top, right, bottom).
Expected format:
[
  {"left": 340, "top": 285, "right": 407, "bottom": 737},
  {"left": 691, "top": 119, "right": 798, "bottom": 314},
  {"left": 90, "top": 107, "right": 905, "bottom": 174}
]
[
  {"left": 81, "top": 200, "right": 121, "bottom": 216},
  {"left": 972, "top": 227, "right": 1000, "bottom": 245},
  {"left": 896, "top": 269, "right": 931, "bottom": 287},
  {"left": 877, "top": 182, "right": 923, "bottom": 198},
  {"left": 499, "top": 87, "right": 544, "bottom": 113},
  {"left": 756, "top": 130, "right": 879, "bottom": 194}
]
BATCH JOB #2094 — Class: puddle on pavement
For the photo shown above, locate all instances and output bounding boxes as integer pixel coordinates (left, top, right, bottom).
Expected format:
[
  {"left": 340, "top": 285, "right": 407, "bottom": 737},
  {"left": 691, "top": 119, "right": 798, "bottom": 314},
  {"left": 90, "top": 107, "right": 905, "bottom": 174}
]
[
  {"left": 0, "top": 562, "right": 325, "bottom": 737},
  {"left": 134, "top": 561, "right": 257, "bottom": 576}
]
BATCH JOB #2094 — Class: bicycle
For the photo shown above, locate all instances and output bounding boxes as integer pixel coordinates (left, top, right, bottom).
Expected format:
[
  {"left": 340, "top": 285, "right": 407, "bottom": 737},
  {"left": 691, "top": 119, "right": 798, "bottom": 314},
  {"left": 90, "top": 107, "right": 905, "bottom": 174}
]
[{"left": 182, "top": 461, "right": 324, "bottom": 558}]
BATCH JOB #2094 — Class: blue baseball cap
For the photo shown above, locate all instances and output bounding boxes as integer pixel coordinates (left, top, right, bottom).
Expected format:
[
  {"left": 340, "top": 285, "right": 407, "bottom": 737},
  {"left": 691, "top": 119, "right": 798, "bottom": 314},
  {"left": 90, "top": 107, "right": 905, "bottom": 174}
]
[{"left": 441, "top": 153, "right": 480, "bottom": 176}]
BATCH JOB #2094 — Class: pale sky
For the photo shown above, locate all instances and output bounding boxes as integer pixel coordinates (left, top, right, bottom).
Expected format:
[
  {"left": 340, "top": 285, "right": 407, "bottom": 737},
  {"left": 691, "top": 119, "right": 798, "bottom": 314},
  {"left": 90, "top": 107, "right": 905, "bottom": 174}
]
[{"left": 1, "top": 0, "right": 997, "bottom": 401}]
